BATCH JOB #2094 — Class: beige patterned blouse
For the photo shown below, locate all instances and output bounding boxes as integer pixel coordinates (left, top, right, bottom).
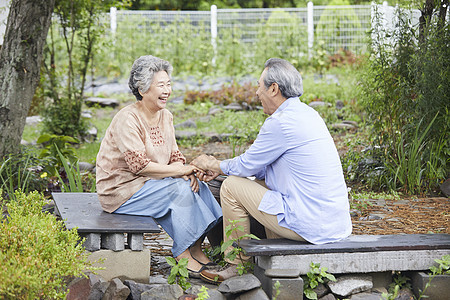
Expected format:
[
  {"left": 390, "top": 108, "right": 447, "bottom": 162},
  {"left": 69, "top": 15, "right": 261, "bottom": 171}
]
[{"left": 96, "top": 103, "right": 186, "bottom": 213}]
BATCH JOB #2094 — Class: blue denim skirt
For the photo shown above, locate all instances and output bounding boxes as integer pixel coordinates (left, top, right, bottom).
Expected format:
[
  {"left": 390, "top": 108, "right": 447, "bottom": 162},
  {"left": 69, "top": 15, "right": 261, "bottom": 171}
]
[{"left": 114, "top": 177, "right": 222, "bottom": 257}]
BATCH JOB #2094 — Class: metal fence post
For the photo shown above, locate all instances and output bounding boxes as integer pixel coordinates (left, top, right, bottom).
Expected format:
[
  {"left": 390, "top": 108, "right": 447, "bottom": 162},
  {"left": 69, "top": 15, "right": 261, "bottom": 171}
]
[
  {"left": 110, "top": 6, "right": 117, "bottom": 35},
  {"left": 307, "top": 1, "right": 314, "bottom": 59},
  {"left": 211, "top": 5, "right": 217, "bottom": 66}
]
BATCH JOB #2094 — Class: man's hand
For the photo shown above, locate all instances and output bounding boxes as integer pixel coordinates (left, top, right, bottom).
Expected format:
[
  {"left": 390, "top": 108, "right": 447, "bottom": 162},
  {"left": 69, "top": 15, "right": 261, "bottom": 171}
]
[
  {"left": 191, "top": 154, "right": 223, "bottom": 182},
  {"left": 196, "top": 169, "right": 220, "bottom": 182}
]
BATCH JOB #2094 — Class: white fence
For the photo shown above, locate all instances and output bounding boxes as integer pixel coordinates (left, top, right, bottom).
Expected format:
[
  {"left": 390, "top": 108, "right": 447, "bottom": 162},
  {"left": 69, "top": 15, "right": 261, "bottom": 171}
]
[{"left": 110, "top": 2, "right": 375, "bottom": 55}]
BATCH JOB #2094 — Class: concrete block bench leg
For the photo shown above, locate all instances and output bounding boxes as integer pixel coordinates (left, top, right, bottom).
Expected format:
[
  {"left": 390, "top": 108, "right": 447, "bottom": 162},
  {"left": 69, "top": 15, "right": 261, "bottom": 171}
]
[
  {"left": 81, "top": 233, "right": 101, "bottom": 252},
  {"left": 127, "top": 233, "right": 144, "bottom": 251},
  {"left": 101, "top": 233, "right": 125, "bottom": 251},
  {"left": 254, "top": 265, "right": 304, "bottom": 300}
]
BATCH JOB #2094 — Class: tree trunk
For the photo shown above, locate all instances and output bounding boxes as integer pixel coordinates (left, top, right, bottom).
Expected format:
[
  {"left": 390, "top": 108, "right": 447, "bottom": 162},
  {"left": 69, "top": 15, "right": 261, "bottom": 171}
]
[{"left": 0, "top": 0, "right": 55, "bottom": 159}]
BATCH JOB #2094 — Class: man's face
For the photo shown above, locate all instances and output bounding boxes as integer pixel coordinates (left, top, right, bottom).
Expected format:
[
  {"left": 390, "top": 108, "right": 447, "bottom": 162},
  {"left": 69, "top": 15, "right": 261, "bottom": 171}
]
[{"left": 256, "top": 68, "right": 277, "bottom": 115}]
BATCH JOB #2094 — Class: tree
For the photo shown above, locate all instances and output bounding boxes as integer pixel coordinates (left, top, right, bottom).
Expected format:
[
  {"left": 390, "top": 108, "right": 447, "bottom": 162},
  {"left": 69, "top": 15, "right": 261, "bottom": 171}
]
[{"left": 0, "top": 0, "right": 56, "bottom": 159}]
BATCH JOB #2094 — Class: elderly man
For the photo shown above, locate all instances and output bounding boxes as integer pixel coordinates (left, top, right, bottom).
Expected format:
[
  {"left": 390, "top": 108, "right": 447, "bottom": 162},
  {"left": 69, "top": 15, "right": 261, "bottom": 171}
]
[{"left": 192, "top": 58, "right": 352, "bottom": 283}]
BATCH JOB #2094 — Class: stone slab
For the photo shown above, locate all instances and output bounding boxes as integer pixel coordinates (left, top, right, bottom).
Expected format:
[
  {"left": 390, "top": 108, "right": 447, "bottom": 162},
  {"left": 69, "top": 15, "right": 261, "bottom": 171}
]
[
  {"left": 240, "top": 234, "right": 450, "bottom": 256},
  {"left": 53, "top": 193, "right": 160, "bottom": 233},
  {"left": 86, "top": 249, "right": 151, "bottom": 282},
  {"left": 256, "top": 249, "right": 450, "bottom": 275}
]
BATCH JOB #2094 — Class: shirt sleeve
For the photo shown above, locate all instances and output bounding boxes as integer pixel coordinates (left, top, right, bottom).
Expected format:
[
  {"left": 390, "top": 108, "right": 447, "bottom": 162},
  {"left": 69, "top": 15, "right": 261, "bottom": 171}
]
[
  {"left": 220, "top": 117, "right": 287, "bottom": 177},
  {"left": 113, "top": 111, "right": 151, "bottom": 174}
]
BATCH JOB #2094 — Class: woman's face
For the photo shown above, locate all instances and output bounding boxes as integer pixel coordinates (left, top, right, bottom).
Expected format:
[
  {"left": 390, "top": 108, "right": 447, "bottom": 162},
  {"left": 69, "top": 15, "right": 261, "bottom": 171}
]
[{"left": 141, "top": 71, "right": 171, "bottom": 112}]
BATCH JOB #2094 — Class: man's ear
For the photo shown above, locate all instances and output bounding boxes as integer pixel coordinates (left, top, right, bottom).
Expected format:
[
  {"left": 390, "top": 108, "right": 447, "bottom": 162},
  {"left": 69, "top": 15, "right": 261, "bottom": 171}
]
[{"left": 270, "top": 82, "right": 280, "bottom": 97}]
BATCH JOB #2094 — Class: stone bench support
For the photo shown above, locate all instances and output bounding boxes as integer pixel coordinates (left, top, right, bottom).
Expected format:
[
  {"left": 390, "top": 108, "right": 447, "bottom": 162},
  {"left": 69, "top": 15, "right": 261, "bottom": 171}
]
[
  {"left": 53, "top": 192, "right": 160, "bottom": 281},
  {"left": 241, "top": 234, "right": 450, "bottom": 299}
]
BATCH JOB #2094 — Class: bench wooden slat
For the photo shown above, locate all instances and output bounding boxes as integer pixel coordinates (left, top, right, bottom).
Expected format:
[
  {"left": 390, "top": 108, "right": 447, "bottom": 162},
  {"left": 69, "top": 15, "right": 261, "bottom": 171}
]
[
  {"left": 53, "top": 192, "right": 160, "bottom": 234},
  {"left": 240, "top": 234, "right": 450, "bottom": 256}
]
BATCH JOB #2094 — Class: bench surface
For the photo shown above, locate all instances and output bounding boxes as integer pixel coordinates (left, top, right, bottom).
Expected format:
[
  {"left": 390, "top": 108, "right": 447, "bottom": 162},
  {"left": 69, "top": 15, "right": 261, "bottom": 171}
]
[
  {"left": 240, "top": 234, "right": 450, "bottom": 256},
  {"left": 53, "top": 192, "right": 160, "bottom": 234}
]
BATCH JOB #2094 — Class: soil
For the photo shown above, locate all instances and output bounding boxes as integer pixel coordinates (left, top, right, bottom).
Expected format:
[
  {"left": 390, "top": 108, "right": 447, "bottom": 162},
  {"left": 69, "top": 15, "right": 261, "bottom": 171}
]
[{"left": 179, "top": 142, "right": 449, "bottom": 236}]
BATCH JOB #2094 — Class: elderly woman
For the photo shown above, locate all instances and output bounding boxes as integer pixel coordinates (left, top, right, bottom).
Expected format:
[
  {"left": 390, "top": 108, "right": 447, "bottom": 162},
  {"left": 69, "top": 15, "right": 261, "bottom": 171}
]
[{"left": 96, "top": 55, "right": 222, "bottom": 277}]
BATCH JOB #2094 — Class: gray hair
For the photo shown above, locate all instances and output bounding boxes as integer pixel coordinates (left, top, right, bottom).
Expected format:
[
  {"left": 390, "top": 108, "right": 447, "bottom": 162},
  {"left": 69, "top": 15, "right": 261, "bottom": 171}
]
[
  {"left": 128, "top": 55, "right": 173, "bottom": 101},
  {"left": 263, "top": 58, "right": 303, "bottom": 99}
]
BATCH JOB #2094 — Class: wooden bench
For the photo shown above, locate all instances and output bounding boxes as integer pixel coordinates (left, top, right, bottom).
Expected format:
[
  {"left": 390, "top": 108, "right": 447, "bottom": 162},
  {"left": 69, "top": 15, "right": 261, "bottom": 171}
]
[
  {"left": 52, "top": 192, "right": 161, "bottom": 252},
  {"left": 240, "top": 234, "right": 450, "bottom": 299}
]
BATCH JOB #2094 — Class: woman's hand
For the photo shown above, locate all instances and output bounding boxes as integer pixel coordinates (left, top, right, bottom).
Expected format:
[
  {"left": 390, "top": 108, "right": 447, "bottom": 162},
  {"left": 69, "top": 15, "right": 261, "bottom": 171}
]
[
  {"left": 179, "top": 165, "right": 201, "bottom": 192},
  {"left": 182, "top": 173, "right": 200, "bottom": 193}
]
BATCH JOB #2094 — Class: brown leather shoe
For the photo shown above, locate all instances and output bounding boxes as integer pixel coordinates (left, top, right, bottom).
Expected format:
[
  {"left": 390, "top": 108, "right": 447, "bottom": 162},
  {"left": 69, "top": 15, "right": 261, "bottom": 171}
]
[{"left": 199, "top": 264, "right": 239, "bottom": 284}]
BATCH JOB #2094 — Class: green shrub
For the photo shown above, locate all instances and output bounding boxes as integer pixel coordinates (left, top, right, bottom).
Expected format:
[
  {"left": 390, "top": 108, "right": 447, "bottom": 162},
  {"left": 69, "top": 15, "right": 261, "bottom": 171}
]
[
  {"left": 0, "top": 191, "right": 95, "bottom": 299},
  {"left": 37, "top": 134, "right": 80, "bottom": 177},
  {"left": 358, "top": 5, "right": 449, "bottom": 195},
  {"left": 0, "top": 148, "right": 47, "bottom": 202}
]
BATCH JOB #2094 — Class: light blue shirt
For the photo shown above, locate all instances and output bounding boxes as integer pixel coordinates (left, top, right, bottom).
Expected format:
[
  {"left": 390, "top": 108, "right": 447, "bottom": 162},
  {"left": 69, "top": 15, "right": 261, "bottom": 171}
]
[{"left": 220, "top": 97, "right": 352, "bottom": 244}]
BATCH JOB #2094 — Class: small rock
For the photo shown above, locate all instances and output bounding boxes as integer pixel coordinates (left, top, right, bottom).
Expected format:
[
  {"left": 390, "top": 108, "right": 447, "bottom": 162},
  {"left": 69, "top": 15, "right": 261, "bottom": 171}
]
[
  {"left": 218, "top": 274, "right": 261, "bottom": 294},
  {"left": 327, "top": 275, "right": 373, "bottom": 297},
  {"left": 67, "top": 277, "right": 91, "bottom": 300},
  {"left": 204, "top": 289, "right": 227, "bottom": 300},
  {"left": 395, "top": 288, "right": 414, "bottom": 300},
  {"left": 349, "top": 291, "right": 383, "bottom": 300},
  {"left": 440, "top": 178, "right": 450, "bottom": 197},
  {"left": 314, "top": 283, "right": 329, "bottom": 298},
  {"left": 123, "top": 279, "right": 155, "bottom": 300},
  {"left": 223, "top": 103, "right": 243, "bottom": 111},
  {"left": 175, "top": 131, "right": 198, "bottom": 140},
  {"left": 235, "top": 287, "right": 270, "bottom": 299},
  {"left": 319, "top": 294, "right": 336, "bottom": 300},
  {"left": 78, "top": 162, "right": 95, "bottom": 172},
  {"left": 335, "top": 100, "right": 344, "bottom": 110},
  {"left": 342, "top": 120, "right": 358, "bottom": 128},
  {"left": 174, "top": 120, "right": 197, "bottom": 129},
  {"left": 140, "top": 284, "right": 183, "bottom": 300},
  {"left": 85, "top": 97, "right": 119, "bottom": 108},
  {"left": 148, "top": 275, "right": 168, "bottom": 285},
  {"left": 309, "top": 101, "right": 331, "bottom": 108},
  {"left": 178, "top": 295, "right": 197, "bottom": 300},
  {"left": 101, "top": 278, "right": 130, "bottom": 300},
  {"left": 331, "top": 123, "right": 357, "bottom": 130},
  {"left": 88, "top": 274, "right": 109, "bottom": 300},
  {"left": 208, "top": 107, "right": 222, "bottom": 115}
]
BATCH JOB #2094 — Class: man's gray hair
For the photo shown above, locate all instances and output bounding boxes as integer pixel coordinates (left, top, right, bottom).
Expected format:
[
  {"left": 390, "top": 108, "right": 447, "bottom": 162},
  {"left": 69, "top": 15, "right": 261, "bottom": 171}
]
[
  {"left": 128, "top": 55, "right": 173, "bottom": 101},
  {"left": 263, "top": 58, "right": 303, "bottom": 99}
]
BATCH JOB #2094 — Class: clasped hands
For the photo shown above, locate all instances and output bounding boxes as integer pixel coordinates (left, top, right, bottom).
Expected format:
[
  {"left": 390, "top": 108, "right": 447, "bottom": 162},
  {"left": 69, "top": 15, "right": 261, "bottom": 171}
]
[
  {"left": 180, "top": 154, "right": 222, "bottom": 192},
  {"left": 191, "top": 154, "right": 222, "bottom": 182}
]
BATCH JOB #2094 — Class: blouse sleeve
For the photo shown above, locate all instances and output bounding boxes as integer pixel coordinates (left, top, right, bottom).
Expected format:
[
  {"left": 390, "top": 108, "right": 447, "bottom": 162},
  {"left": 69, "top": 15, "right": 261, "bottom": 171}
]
[{"left": 113, "top": 111, "right": 151, "bottom": 174}]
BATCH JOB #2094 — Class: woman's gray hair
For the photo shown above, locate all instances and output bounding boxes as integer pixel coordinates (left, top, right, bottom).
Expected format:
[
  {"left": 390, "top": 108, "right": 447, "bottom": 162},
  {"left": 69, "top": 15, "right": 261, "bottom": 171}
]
[
  {"left": 128, "top": 55, "right": 173, "bottom": 101},
  {"left": 263, "top": 58, "right": 303, "bottom": 99}
]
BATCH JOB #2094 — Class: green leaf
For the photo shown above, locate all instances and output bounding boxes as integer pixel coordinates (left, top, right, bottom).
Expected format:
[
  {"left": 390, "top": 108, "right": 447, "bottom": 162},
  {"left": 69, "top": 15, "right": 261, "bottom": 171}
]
[
  {"left": 179, "top": 268, "right": 188, "bottom": 278},
  {"left": 166, "top": 257, "right": 177, "bottom": 267},
  {"left": 221, "top": 240, "right": 234, "bottom": 252},
  {"left": 304, "top": 289, "right": 318, "bottom": 300}
]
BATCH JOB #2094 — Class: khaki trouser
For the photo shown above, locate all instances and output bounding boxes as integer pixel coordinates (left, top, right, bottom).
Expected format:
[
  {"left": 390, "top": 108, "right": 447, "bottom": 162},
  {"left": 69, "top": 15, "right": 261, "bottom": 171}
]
[{"left": 220, "top": 176, "right": 306, "bottom": 264}]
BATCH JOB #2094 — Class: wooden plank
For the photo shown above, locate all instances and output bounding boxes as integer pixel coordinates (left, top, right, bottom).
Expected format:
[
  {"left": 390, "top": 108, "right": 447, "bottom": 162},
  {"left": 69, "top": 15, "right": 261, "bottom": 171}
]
[
  {"left": 52, "top": 192, "right": 160, "bottom": 234},
  {"left": 240, "top": 234, "right": 450, "bottom": 256}
]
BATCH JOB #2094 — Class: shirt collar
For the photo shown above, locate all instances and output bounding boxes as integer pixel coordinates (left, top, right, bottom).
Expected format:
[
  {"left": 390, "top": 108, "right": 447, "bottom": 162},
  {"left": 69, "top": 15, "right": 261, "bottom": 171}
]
[{"left": 272, "top": 97, "right": 299, "bottom": 116}]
